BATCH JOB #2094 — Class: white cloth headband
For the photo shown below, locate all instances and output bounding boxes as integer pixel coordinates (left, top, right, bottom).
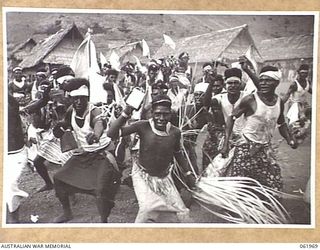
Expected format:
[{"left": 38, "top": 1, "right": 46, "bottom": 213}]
[
  {"left": 259, "top": 70, "right": 282, "bottom": 81},
  {"left": 69, "top": 85, "right": 89, "bottom": 97},
  {"left": 36, "top": 72, "right": 47, "bottom": 77},
  {"left": 13, "top": 67, "right": 22, "bottom": 72},
  {"left": 225, "top": 76, "right": 241, "bottom": 83},
  {"left": 203, "top": 65, "right": 212, "bottom": 71}
]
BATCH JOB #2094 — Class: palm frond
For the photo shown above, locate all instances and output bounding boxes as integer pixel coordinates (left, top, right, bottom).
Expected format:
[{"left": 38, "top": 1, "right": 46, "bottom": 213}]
[{"left": 190, "top": 176, "right": 295, "bottom": 224}]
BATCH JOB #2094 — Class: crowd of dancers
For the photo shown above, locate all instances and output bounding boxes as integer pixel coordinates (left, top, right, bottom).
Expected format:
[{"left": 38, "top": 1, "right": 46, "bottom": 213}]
[{"left": 6, "top": 51, "right": 312, "bottom": 223}]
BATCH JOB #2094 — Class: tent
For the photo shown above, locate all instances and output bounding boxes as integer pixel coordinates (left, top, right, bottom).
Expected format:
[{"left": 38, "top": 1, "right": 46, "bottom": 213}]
[
  {"left": 104, "top": 41, "right": 148, "bottom": 64},
  {"left": 154, "top": 24, "right": 263, "bottom": 65},
  {"left": 258, "top": 34, "right": 314, "bottom": 82},
  {"left": 259, "top": 34, "right": 313, "bottom": 62}
]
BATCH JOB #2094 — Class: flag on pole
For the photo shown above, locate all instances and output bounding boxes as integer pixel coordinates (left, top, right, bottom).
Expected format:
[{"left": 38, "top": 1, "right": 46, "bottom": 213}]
[
  {"left": 133, "top": 55, "right": 147, "bottom": 74},
  {"left": 70, "top": 31, "right": 107, "bottom": 103},
  {"left": 243, "top": 44, "right": 259, "bottom": 95},
  {"left": 100, "top": 52, "right": 107, "bottom": 67},
  {"left": 70, "top": 32, "right": 100, "bottom": 79},
  {"left": 142, "top": 39, "right": 150, "bottom": 58},
  {"left": 88, "top": 71, "right": 108, "bottom": 104},
  {"left": 113, "top": 83, "right": 126, "bottom": 108},
  {"left": 163, "top": 34, "right": 176, "bottom": 50},
  {"left": 109, "top": 51, "right": 120, "bottom": 71},
  {"left": 245, "top": 44, "right": 258, "bottom": 73}
]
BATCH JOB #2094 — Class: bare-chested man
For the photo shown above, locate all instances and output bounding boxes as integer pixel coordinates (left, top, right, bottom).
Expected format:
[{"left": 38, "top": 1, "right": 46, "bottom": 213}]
[{"left": 108, "top": 94, "right": 196, "bottom": 223}]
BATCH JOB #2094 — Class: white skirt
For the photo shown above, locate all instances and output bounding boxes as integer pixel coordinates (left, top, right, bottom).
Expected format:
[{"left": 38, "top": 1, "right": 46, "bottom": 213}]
[
  {"left": 132, "top": 162, "right": 190, "bottom": 223},
  {"left": 5, "top": 147, "right": 29, "bottom": 212}
]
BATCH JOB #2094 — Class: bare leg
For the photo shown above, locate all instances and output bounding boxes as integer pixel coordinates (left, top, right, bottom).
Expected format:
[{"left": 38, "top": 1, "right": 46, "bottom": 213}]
[
  {"left": 53, "top": 178, "right": 73, "bottom": 223},
  {"left": 33, "top": 155, "right": 53, "bottom": 192}
]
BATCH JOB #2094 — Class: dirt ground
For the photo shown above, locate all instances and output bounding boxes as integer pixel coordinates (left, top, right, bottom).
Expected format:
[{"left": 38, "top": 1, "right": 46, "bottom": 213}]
[{"left": 13, "top": 128, "right": 312, "bottom": 225}]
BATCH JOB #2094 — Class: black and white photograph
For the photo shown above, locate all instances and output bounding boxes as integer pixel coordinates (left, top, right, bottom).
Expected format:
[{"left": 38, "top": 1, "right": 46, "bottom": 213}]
[{"left": 2, "top": 8, "right": 318, "bottom": 227}]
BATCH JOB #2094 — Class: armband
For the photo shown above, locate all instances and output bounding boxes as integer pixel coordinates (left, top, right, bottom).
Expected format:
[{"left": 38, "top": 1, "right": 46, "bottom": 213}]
[{"left": 184, "top": 171, "right": 194, "bottom": 177}]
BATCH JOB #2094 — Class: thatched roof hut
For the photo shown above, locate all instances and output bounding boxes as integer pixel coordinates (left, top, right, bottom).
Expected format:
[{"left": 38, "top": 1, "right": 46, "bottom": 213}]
[
  {"left": 154, "top": 24, "right": 263, "bottom": 64},
  {"left": 19, "top": 23, "right": 84, "bottom": 70},
  {"left": 10, "top": 38, "right": 37, "bottom": 62}
]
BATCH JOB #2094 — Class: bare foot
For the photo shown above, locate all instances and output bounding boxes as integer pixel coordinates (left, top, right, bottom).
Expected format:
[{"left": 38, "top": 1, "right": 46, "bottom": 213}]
[
  {"left": 53, "top": 212, "right": 73, "bottom": 223},
  {"left": 36, "top": 184, "right": 54, "bottom": 193}
]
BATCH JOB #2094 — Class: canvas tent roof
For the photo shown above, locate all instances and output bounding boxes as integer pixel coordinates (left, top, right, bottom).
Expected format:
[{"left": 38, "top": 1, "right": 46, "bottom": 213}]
[
  {"left": 258, "top": 34, "right": 314, "bottom": 62},
  {"left": 104, "top": 41, "right": 149, "bottom": 63},
  {"left": 91, "top": 34, "right": 125, "bottom": 54},
  {"left": 105, "top": 41, "right": 141, "bottom": 57},
  {"left": 154, "top": 24, "right": 263, "bottom": 63},
  {"left": 19, "top": 24, "right": 83, "bottom": 69}
]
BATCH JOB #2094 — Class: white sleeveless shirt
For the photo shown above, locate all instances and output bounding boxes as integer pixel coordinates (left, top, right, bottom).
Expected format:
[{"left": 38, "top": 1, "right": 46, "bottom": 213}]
[
  {"left": 213, "top": 91, "right": 246, "bottom": 135},
  {"left": 242, "top": 92, "right": 281, "bottom": 144},
  {"left": 71, "top": 104, "right": 111, "bottom": 152},
  {"left": 290, "top": 79, "right": 310, "bottom": 103}
]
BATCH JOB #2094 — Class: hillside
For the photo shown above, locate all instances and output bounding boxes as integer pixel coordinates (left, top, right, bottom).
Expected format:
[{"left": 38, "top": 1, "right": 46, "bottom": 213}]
[{"left": 5, "top": 12, "right": 315, "bottom": 54}]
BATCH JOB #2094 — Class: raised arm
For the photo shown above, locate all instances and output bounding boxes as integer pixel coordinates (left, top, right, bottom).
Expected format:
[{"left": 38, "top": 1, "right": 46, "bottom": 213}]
[
  {"left": 282, "top": 82, "right": 297, "bottom": 103},
  {"left": 21, "top": 95, "right": 49, "bottom": 114},
  {"left": 202, "top": 83, "right": 213, "bottom": 107},
  {"left": 107, "top": 105, "right": 144, "bottom": 140},
  {"left": 239, "top": 56, "right": 259, "bottom": 89},
  {"left": 202, "top": 74, "right": 216, "bottom": 107}
]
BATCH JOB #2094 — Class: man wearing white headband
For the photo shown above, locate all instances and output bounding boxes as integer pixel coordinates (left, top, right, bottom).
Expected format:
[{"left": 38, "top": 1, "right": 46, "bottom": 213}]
[
  {"left": 221, "top": 65, "right": 297, "bottom": 191},
  {"left": 197, "top": 62, "right": 214, "bottom": 84},
  {"left": 52, "top": 78, "right": 121, "bottom": 223},
  {"left": 202, "top": 67, "right": 247, "bottom": 170},
  {"left": 21, "top": 79, "right": 74, "bottom": 194},
  {"left": 178, "top": 52, "right": 192, "bottom": 81},
  {"left": 283, "top": 64, "right": 312, "bottom": 128},
  {"left": 181, "top": 81, "right": 209, "bottom": 175},
  {"left": 31, "top": 68, "right": 48, "bottom": 100},
  {"left": 9, "top": 66, "right": 32, "bottom": 107}
]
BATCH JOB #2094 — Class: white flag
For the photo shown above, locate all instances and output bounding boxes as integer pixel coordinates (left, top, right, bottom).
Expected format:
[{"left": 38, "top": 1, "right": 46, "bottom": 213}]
[
  {"left": 133, "top": 55, "right": 147, "bottom": 74},
  {"left": 70, "top": 33, "right": 106, "bottom": 103},
  {"left": 70, "top": 33, "right": 100, "bottom": 79},
  {"left": 100, "top": 52, "right": 107, "bottom": 66},
  {"left": 88, "top": 71, "right": 107, "bottom": 104},
  {"left": 163, "top": 34, "right": 176, "bottom": 50},
  {"left": 113, "top": 83, "right": 126, "bottom": 108},
  {"left": 245, "top": 45, "right": 258, "bottom": 73},
  {"left": 142, "top": 39, "right": 150, "bottom": 58},
  {"left": 109, "top": 51, "right": 120, "bottom": 71}
]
